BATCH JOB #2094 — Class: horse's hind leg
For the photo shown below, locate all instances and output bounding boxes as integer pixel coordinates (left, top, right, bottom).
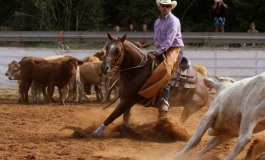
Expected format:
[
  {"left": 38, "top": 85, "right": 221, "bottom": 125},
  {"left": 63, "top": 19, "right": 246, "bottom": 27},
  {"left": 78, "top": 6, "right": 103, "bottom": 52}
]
[
  {"left": 123, "top": 107, "right": 132, "bottom": 125},
  {"left": 180, "top": 105, "right": 199, "bottom": 123},
  {"left": 180, "top": 95, "right": 207, "bottom": 123}
]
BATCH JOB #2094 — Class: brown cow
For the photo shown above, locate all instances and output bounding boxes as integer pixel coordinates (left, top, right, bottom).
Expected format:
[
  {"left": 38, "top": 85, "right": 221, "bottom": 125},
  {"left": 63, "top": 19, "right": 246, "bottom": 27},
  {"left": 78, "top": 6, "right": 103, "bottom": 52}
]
[
  {"left": 19, "top": 57, "right": 44, "bottom": 103},
  {"left": 93, "top": 50, "right": 106, "bottom": 61},
  {"left": 78, "top": 50, "right": 106, "bottom": 102},
  {"left": 19, "top": 56, "right": 83, "bottom": 104},
  {"left": 78, "top": 61, "right": 106, "bottom": 102},
  {"left": 82, "top": 56, "right": 100, "bottom": 63},
  {"left": 82, "top": 50, "right": 105, "bottom": 63}
]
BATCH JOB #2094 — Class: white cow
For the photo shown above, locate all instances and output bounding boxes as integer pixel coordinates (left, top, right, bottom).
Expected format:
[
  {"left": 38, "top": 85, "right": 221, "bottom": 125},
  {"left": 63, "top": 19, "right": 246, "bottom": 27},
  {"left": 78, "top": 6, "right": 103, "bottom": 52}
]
[{"left": 176, "top": 73, "right": 265, "bottom": 160}]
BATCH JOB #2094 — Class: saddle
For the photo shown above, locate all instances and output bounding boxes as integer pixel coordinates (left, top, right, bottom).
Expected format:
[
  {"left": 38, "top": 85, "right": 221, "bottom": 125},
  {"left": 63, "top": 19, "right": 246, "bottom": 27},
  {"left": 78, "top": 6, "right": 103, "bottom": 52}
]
[
  {"left": 170, "top": 57, "right": 198, "bottom": 89},
  {"left": 141, "top": 54, "right": 198, "bottom": 107}
]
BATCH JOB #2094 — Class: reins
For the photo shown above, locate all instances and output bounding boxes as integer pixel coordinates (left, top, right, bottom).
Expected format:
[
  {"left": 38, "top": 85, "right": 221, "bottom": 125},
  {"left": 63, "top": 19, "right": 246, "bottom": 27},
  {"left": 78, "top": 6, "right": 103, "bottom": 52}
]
[
  {"left": 118, "top": 61, "right": 150, "bottom": 72},
  {"left": 117, "top": 41, "right": 150, "bottom": 72}
]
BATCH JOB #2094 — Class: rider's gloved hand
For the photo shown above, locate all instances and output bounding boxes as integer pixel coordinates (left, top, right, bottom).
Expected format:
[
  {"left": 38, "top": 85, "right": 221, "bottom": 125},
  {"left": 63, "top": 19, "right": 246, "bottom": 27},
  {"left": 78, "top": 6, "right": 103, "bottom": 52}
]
[
  {"left": 152, "top": 51, "right": 165, "bottom": 63},
  {"left": 152, "top": 51, "right": 159, "bottom": 56},
  {"left": 156, "top": 53, "right": 166, "bottom": 63}
]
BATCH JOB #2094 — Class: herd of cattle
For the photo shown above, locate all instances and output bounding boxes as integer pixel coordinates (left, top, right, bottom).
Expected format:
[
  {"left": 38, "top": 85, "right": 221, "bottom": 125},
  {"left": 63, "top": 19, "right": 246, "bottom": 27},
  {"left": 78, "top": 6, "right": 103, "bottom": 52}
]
[
  {"left": 3, "top": 48, "right": 265, "bottom": 159},
  {"left": 5, "top": 50, "right": 117, "bottom": 105}
]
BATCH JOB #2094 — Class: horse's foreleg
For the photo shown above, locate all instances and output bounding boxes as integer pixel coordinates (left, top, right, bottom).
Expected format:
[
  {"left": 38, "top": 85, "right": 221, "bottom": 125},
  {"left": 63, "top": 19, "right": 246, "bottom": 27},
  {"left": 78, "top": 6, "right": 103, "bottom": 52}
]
[{"left": 93, "top": 100, "right": 134, "bottom": 137}]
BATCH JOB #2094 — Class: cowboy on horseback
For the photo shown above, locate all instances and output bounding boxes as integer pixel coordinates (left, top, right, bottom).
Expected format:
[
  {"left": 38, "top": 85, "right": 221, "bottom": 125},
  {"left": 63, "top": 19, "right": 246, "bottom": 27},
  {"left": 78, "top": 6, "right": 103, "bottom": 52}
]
[{"left": 138, "top": 0, "right": 184, "bottom": 115}]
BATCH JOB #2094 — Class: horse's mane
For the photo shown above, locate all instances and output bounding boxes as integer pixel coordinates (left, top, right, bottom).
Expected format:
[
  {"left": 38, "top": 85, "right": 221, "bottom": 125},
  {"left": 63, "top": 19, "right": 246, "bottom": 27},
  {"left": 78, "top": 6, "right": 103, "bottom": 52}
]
[
  {"left": 106, "top": 35, "right": 146, "bottom": 58},
  {"left": 124, "top": 40, "right": 145, "bottom": 55}
]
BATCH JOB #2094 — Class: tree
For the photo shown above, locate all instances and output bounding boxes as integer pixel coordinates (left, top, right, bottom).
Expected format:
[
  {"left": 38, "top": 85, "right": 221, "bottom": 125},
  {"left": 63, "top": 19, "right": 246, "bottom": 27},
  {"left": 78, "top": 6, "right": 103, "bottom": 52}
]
[
  {"left": 103, "top": 0, "right": 157, "bottom": 31},
  {"left": 0, "top": 0, "right": 264, "bottom": 32},
  {"left": 230, "top": 0, "right": 265, "bottom": 32}
]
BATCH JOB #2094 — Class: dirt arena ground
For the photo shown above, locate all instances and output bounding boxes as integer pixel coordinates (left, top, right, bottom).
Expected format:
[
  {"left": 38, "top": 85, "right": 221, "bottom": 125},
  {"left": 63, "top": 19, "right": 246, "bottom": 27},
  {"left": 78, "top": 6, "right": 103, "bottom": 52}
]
[{"left": 0, "top": 89, "right": 264, "bottom": 160}]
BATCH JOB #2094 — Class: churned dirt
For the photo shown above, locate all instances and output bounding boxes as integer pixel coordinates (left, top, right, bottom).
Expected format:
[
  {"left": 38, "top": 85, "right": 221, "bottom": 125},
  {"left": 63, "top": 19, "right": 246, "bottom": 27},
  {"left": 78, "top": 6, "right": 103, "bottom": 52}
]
[{"left": 0, "top": 89, "right": 264, "bottom": 160}]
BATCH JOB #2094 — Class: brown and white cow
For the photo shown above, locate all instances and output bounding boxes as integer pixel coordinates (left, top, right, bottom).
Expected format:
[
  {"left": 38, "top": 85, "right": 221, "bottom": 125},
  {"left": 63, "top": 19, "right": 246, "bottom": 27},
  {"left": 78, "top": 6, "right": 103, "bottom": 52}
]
[
  {"left": 6, "top": 55, "right": 69, "bottom": 103},
  {"left": 6, "top": 60, "right": 48, "bottom": 103},
  {"left": 5, "top": 60, "right": 20, "bottom": 78},
  {"left": 19, "top": 56, "right": 83, "bottom": 104},
  {"left": 176, "top": 73, "right": 265, "bottom": 160}
]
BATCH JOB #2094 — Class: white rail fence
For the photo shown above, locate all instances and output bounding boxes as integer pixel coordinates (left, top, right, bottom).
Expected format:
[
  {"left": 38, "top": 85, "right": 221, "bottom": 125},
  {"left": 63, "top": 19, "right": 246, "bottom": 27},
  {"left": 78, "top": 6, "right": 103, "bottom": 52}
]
[
  {"left": 0, "top": 47, "right": 264, "bottom": 89},
  {"left": 1, "top": 32, "right": 264, "bottom": 91},
  {"left": 185, "top": 49, "right": 265, "bottom": 80}
]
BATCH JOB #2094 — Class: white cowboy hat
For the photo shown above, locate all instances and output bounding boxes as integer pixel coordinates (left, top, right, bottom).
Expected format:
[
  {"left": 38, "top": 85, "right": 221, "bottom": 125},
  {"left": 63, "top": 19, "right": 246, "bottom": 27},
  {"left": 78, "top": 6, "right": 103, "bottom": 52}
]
[{"left": 156, "top": 0, "right": 177, "bottom": 9}]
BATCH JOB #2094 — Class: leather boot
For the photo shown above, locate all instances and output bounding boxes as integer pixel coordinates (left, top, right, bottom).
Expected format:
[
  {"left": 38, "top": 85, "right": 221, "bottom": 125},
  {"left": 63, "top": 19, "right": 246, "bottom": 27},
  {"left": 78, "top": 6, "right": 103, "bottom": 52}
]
[{"left": 159, "top": 84, "right": 170, "bottom": 112}]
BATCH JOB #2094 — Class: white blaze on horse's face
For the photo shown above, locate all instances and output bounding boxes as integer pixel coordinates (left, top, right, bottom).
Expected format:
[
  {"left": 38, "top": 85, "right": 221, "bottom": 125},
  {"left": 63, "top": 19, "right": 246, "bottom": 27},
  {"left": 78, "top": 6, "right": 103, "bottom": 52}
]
[{"left": 105, "top": 43, "right": 118, "bottom": 71}]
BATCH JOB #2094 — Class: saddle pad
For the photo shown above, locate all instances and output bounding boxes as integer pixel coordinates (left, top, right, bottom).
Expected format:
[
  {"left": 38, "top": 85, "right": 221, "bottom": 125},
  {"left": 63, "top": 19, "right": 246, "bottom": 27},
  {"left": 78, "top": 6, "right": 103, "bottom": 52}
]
[
  {"left": 180, "top": 66, "right": 197, "bottom": 84},
  {"left": 169, "top": 80, "right": 197, "bottom": 88}
]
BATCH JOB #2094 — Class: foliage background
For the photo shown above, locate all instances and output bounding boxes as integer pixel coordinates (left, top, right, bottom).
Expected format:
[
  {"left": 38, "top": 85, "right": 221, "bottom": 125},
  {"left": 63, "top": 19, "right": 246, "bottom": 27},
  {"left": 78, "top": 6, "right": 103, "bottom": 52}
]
[{"left": 0, "top": 0, "right": 264, "bottom": 32}]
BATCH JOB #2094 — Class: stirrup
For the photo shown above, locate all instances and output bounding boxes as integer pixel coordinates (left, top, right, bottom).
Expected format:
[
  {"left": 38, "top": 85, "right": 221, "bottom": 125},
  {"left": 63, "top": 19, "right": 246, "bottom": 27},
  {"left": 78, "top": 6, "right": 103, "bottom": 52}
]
[
  {"left": 159, "top": 98, "right": 169, "bottom": 112},
  {"left": 143, "top": 98, "right": 153, "bottom": 107},
  {"left": 142, "top": 97, "right": 157, "bottom": 107}
]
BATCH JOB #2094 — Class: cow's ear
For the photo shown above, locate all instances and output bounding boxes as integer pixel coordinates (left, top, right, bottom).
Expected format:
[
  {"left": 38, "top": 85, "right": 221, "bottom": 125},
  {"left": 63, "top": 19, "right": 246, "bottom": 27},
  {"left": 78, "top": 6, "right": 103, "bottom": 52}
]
[
  {"left": 11, "top": 60, "right": 17, "bottom": 64},
  {"left": 99, "top": 50, "right": 106, "bottom": 57},
  {"left": 67, "top": 59, "right": 74, "bottom": 64},
  {"left": 203, "top": 77, "right": 216, "bottom": 89},
  {"left": 215, "top": 76, "right": 235, "bottom": 83}
]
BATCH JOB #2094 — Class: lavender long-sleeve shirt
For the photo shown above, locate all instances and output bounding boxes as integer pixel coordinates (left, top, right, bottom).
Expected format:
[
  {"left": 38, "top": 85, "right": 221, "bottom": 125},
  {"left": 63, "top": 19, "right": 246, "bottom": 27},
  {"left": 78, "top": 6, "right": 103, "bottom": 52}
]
[{"left": 154, "top": 12, "right": 184, "bottom": 55}]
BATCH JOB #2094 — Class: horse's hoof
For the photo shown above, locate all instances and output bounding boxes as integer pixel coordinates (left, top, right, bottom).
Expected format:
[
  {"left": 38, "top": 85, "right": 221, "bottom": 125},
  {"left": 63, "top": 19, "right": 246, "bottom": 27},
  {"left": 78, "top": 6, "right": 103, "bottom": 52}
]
[{"left": 93, "top": 124, "right": 106, "bottom": 138}]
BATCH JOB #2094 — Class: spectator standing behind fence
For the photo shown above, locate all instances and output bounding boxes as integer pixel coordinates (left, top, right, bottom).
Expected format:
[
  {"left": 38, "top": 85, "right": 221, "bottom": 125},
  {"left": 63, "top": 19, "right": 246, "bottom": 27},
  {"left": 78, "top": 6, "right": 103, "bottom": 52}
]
[
  {"left": 142, "top": 23, "right": 148, "bottom": 32},
  {"left": 247, "top": 22, "right": 259, "bottom": 47},
  {"left": 133, "top": 23, "right": 151, "bottom": 48},
  {"left": 128, "top": 24, "right": 136, "bottom": 32},
  {"left": 212, "top": 0, "right": 227, "bottom": 32},
  {"left": 113, "top": 25, "right": 120, "bottom": 32},
  {"left": 247, "top": 22, "right": 259, "bottom": 33}
]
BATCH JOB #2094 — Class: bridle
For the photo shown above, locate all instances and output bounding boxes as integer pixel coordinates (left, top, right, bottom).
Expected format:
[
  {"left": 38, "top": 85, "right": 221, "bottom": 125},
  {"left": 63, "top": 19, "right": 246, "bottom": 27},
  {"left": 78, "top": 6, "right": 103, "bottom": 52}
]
[{"left": 108, "top": 41, "right": 150, "bottom": 72}]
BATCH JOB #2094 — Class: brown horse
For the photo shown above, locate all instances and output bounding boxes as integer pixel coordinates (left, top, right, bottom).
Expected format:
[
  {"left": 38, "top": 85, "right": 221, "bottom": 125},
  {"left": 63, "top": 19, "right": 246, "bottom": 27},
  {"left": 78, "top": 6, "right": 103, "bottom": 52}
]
[{"left": 93, "top": 33, "right": 209, "bottom": 137}]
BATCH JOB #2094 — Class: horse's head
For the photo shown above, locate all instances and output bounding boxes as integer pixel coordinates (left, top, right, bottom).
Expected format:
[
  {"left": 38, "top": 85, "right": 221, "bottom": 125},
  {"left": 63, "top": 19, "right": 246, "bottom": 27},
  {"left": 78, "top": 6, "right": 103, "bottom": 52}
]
[{"left": 101, "top": 33, "right": 127, "bottom": 74}]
